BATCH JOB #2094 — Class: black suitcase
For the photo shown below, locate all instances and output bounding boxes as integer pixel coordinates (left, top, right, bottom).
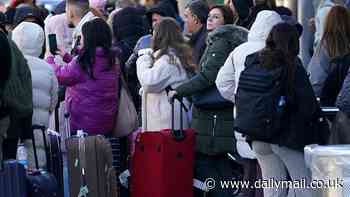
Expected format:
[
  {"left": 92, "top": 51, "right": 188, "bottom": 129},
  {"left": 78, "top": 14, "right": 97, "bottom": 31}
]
[
  {"left": 27, "top": 125, "right": 60, "bottom": 197},
  {"left": 0, "top": 160, "right": 27, "bottom": 197}
]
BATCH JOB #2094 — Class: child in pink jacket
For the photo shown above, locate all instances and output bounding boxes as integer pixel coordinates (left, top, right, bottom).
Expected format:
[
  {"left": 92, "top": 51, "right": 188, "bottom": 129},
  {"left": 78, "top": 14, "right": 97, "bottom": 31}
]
[{"left": 47, "top": 18, "right": 120, "bottom": 135}]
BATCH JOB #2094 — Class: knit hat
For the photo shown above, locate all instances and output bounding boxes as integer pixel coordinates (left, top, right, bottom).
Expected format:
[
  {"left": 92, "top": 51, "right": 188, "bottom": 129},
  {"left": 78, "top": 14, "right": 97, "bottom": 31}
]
[
  {"left": 12, "top": 21, "right": 45, "bottom": 57},
  {"left": 112, "top": 7, "right": 148, "bottom": 41},
  {"left": 13, "top": 4, "right": 44, "bottom": 28},
  {"left": 186, "top": 0, "right": 209, "bottom": 24}
]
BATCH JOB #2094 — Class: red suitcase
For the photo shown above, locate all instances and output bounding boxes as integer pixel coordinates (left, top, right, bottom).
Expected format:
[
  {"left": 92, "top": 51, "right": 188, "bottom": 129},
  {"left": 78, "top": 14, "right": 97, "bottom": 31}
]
[{"left": 131, "top": 98, "right": 195, "bottom": 197}]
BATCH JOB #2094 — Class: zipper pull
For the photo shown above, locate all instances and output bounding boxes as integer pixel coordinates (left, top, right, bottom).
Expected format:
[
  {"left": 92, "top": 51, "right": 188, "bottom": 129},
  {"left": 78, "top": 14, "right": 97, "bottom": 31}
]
[
  {"left": 212, "top": 115, "right": 217, "bottom": 137},
  {"left": 210, "top": 115, "right": 217, "bottom": 149}
]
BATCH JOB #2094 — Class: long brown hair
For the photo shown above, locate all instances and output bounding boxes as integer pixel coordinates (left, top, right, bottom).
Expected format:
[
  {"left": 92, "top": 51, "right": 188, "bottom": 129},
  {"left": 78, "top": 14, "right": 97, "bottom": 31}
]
[
  {"left": 320, "top": 5, "right": 350, "bottom": 59},
  {"left": 152, "top": 17, "right": 196, "bottom": 73},
  {"left": 260, "top": 23, "right": 300, "bottom": 99}
]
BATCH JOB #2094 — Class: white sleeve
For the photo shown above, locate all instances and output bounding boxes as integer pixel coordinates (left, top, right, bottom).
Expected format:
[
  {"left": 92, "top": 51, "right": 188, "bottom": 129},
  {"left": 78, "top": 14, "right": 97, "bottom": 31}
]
[
  {"left": 215, "top": 52, "right": 236, "bottom": 102},
  {"left": 136, "top": 54, "right": 175, "bottom": 93}
]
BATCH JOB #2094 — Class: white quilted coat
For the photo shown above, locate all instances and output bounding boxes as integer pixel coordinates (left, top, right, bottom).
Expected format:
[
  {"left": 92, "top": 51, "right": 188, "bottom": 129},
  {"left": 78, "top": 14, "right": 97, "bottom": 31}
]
[{"left": 12, "top": 22, "right": 58, "bottom": 168}]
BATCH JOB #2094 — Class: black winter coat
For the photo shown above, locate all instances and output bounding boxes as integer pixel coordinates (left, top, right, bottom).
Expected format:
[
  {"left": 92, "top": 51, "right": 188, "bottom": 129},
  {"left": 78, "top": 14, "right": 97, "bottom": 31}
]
[
  {"left": 320, "top": 54, "right": 350, "bottom": 106},
  {"left": 245, "top": 54, "right": 324, "bottom": 151}
]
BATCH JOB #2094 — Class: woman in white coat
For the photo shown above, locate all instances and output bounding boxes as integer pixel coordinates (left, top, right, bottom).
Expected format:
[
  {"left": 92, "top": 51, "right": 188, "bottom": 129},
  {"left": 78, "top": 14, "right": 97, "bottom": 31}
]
[
  {"left": 12, "top": 22, "right": 58, "bottom": 168},
  {"left": 136, "top": 17, "right": 194, "bottom": 131}
]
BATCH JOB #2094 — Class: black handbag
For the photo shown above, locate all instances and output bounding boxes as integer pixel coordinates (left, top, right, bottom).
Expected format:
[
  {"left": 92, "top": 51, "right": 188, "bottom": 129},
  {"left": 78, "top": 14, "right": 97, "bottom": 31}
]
[{"left": 192, "top": 86, "right": 234, "bottom": 110}]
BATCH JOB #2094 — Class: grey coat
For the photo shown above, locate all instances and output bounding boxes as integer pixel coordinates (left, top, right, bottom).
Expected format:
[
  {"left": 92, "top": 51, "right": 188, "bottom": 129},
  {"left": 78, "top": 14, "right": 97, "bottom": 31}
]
[
  {"left": 308, "top": 44, "right": 331, "bottom": 97},
  {"left": 336, "top": 69, "right": 350, "bottom": 114}
]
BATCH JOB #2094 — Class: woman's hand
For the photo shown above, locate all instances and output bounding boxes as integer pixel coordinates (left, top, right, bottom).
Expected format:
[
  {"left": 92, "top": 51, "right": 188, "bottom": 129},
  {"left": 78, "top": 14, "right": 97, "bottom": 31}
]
[
  {"left": 56, "top": 46, "right": 67, "bottom": 57},
  {"left": 138, "top": 48, "right": 153, "bottom": 57},
  {"left": 45, "top": 46, "right": 67, "bottom": 58},
  {"left": 167, "top": 90, "right": 178, "bottom": 103}
]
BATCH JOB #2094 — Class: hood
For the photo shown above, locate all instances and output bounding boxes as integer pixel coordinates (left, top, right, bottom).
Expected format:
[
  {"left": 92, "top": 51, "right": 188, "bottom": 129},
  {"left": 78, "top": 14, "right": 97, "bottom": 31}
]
[
  {"left": 112, "top": 7, "right": 149, "bottom": 41},
  {"left": 248, "top": 10, "right": 282, "bottom": 42},
  {"left": 232, "top": 0, "right": 253, "bottom": 20},
  {"left": 12, "top": 21, "right": 44, "bottom": 57},
  {"left": 44, "top": 13, "right": 73, "bottom": 52},
  {"left": 208, "top": 24, "right": 248, "bottom": 42}
]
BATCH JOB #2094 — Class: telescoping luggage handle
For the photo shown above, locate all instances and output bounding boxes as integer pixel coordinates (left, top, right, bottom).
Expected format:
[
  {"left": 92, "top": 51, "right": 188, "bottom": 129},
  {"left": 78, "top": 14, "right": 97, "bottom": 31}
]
[
  {"left": 170, "top": 96, "right": 186, "bottom": 141},
  {"left": 31, "top": 125, "right": 49, "bottom": 170},
  {"left": 77, "top": 131, "right": 89, "bottom": 197},
  {"left": 64, "top": 112, "right": 71, "bottom": 138}
]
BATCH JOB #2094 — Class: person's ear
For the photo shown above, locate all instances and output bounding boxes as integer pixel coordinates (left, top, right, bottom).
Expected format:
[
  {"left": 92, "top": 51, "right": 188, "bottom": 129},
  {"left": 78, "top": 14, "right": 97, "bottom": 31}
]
[{"left": 194, "top": 16, "right": 200, "bottom": 25}]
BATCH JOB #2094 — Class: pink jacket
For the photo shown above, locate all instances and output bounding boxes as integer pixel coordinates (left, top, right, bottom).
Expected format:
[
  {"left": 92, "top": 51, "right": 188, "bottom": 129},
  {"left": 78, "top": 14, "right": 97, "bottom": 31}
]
[{"left": 47, "top": 48, "right": 119, "bottom": 135}]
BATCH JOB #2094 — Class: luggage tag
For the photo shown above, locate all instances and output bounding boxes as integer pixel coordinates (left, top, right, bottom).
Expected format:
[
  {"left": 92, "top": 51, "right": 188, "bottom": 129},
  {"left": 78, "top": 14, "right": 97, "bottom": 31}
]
[
  {"left": 78, "top": 186, "right": 89, "bottom": 197},
  {"left": 119, "top": 169, "right": 131, "bottom": 188},
  {"left": 74, "top": 130, "right": 88, "bottom": 168}
]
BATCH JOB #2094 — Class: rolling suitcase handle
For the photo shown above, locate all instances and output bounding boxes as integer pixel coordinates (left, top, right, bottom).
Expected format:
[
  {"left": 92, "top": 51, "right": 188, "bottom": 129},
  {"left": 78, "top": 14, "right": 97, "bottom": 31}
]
[
  {"left": 31, "top": 125, "right": 49, "bottom": 170},
  {"left": 170, "top": 96, "right": 186, "bottom": 141},
  {"left": 64, "top": 112, "right": 71, "bottom": 138},
  {"left": 78, "top": 134, "right": 89, "bottom": 197},
  {"left": 29, "top": 125, "right": 61, "bottom": 197},
  {"left": 54, "top": 103, "right": 60, "bottom": 132}
]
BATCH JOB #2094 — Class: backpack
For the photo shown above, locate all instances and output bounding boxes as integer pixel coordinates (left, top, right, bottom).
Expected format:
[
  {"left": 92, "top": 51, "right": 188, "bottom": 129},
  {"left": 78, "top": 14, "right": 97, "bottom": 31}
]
[
  {"left": 320, "top": 53, "right": 350, "bottom": 107},
  {"left": 234, "top": 54, "right": 287, "bottom": 141}
]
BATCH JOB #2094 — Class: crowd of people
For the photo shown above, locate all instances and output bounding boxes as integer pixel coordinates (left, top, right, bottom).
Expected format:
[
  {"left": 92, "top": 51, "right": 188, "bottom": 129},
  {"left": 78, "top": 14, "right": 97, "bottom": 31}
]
[{"left": 1, "top": 0, "right": 350, "bottom": 196}]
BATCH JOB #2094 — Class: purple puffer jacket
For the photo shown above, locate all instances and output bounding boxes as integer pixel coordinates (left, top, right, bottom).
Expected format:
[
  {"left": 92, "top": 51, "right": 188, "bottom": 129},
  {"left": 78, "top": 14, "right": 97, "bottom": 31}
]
[{"left": 47, "top": 47, "right": 119, "bottom": 135}]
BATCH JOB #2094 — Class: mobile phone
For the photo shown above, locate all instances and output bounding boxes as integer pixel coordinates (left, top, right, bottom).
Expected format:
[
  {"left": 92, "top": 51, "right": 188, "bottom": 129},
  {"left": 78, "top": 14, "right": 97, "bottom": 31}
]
[{"left": 48, "top": 34, "right": 58, "bottom": 55}]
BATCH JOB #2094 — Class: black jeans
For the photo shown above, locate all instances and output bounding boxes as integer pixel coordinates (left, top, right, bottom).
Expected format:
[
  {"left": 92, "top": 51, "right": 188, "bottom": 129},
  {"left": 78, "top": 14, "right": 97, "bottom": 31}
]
[
  {"left": 194, "top": 153, "right": 243, "bottom": 197},
  {"left": 235, "top": 158, "right": 264, "bottom": 197}
]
